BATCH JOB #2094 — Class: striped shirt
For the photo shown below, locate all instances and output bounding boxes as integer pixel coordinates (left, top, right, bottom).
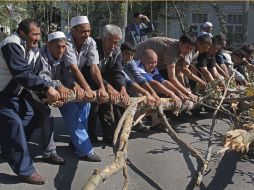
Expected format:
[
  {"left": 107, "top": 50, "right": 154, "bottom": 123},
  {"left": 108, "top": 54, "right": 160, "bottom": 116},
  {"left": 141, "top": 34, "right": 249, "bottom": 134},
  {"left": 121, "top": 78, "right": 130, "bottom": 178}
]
[{"left": 123, "top": 59, "right": 147, "bottom": 85}]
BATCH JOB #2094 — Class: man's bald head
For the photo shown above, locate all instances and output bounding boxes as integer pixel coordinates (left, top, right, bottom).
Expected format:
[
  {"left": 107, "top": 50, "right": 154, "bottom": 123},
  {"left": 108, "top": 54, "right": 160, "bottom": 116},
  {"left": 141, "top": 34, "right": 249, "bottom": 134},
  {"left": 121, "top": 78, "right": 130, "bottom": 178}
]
[
  {"left": 141, "top": 49, "right": 157, "bottom": 60},
  {"left": 140, "top": 49, "right": 158, "bottom": 72}
]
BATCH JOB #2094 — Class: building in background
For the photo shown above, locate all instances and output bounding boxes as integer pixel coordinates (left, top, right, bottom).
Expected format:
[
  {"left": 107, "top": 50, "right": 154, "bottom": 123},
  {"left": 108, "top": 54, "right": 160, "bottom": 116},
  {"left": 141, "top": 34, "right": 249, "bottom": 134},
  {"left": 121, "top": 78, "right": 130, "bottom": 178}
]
[{"left": 157, "top": 1, "right": 253, "bottom": 48}]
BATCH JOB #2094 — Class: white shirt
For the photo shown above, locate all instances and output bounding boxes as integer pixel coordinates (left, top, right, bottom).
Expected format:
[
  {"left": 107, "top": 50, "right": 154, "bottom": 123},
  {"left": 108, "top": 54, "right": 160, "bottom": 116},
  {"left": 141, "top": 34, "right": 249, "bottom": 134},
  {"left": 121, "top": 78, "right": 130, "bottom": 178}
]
[{"left": 64, "top": 33, "right": 99, "bottom": 70}]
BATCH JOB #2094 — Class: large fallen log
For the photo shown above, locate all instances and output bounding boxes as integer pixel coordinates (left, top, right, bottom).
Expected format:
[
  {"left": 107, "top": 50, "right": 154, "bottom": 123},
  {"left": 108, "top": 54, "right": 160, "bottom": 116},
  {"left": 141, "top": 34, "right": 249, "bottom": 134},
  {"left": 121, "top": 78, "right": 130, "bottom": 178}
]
[
  {"left": 82, "top": 104, "right": 138, "bottom": 190},
  {"left": 45, "top": 75, "right": 254, "bottom": 189},
  {"left": 218, "top": 123, "right": 254, "bottom": 155}
]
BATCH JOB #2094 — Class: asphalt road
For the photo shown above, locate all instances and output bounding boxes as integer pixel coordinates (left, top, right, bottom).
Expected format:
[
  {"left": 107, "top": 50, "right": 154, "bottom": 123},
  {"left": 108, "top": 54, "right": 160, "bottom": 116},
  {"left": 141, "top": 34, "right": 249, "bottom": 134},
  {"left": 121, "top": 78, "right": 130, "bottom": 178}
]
[{"left": 0, "top": 108, "right": 254, "bottom": 190}]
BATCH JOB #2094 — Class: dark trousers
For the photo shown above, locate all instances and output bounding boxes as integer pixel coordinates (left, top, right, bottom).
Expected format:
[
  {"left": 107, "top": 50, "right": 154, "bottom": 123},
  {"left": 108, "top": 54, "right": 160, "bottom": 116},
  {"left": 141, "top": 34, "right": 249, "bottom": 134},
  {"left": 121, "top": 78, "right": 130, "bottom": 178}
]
[
  {"left": 0, "top": 94, "right": 36, "bottom": 176},
  {"left": 88, "top": 103, "right": 123, "bottom": 139},
  {"left": 25, "top": 98, "right": 56, "bottom": 157}
]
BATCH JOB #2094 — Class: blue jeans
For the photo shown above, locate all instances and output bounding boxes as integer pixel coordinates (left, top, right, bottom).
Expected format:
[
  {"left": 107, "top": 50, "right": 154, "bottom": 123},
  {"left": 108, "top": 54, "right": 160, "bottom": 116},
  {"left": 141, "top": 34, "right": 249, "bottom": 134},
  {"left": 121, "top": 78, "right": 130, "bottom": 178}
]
[
  {"left": 25, "top": 99, "right": 57, "bottom": 157},
  {"left": 0, "top": 95, "right": 36, "bottom": 176},
  {"left": 60, "top": 102, "right": 93, "bottom": 157}
]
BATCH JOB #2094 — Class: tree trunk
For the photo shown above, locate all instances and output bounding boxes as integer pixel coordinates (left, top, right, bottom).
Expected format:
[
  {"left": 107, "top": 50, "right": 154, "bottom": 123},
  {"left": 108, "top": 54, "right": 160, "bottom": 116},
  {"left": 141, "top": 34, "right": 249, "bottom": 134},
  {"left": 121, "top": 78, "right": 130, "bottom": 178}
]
[
  {"left": 118, "top": 0, "right": 128, "bottom": 43},
  {"left": 242, "top": 0, "right": 249, "bottom": 43}
]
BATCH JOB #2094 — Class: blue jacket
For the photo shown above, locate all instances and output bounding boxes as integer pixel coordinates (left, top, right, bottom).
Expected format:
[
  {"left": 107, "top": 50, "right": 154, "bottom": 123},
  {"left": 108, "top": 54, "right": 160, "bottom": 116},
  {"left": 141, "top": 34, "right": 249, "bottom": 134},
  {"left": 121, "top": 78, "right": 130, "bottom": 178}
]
[
  {"left": 124, "top": 21, "right": 154, "bottom": 47},
  {"left": 0, "top": 33, "right": 51, "bottom": 96}
]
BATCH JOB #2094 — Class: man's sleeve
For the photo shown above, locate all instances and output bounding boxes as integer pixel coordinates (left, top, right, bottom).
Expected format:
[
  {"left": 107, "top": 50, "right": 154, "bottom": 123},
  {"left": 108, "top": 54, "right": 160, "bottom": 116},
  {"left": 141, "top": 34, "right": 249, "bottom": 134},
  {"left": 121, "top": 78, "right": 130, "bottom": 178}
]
[
  {"left": 128, "top": 62, "right": 147, "bottom": 84},
  {"left": 111, "top": 52, "right": 126, "bottom": 90},
  {"left": 184, "top": 52, "right": 194, "bottom": 65},
  {"left": 123, "top": 70, "right": 133, "bottom": 87},
  {"left": 63, "top": 42, "right": 78, "bottom": 67},
  {"left": 143, "top": 21, "right": 154, "bottom": 33},
  {"left": 216, "top": 53, "right": 224, "bottom": 65},
  {"left": 35, "top": 56, "right": 59, "bottom": 88},
  {"left": 140, "top": 72, "right": 153, "bottom": 82},
  {"left": 153, "top": 69, "right": 165, "bottom": 83},
  {"left": 87, "top": 39, "right": 99, "bottom": 66},
  {"left": 208, "top": 56, "right": 216, "bottom": 68},
  {"left": 196, "top": 54, "right": 208, "bottom": 68},
  {"left": 61, "top": 66, "right": 76, "bottom": 88},
  {"left": 1, "top": 43, "right": 51, "bottom": 93}
]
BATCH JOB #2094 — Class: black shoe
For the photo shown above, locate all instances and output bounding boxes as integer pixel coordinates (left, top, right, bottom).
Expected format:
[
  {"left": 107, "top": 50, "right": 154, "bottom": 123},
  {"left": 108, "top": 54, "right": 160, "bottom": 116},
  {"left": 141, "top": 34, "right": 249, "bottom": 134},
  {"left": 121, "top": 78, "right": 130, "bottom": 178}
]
[
  {"left": 150, "top": 124, "right": 169, "bottom": 133},
  {"left": 81, "top": 153, "right": 101, "bottom": 162},
  {"left": 102, "top": 137, "right": 113, "bottom": 145},
  {"left": 136, "top": 122, "right": 150, "bottom": 133},
  {"left": 90, "top": 136, "right": 100, "bottom": 144},
  {"left": 43, "top": 154, "right": 66, "bottom": 165}
]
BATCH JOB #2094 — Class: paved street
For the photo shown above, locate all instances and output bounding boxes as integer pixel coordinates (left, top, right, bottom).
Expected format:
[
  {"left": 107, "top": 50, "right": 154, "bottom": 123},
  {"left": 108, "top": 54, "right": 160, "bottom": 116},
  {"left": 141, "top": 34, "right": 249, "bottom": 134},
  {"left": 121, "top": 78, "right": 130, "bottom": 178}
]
[{"left": 0, "top": 109, "right": 254, "bottom": 190}]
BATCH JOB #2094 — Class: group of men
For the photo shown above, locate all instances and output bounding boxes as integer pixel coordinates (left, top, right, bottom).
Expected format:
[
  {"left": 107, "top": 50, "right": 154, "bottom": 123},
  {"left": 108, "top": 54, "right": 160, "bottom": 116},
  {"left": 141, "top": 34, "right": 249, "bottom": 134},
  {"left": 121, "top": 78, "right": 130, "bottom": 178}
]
[{"left": 0, "top": 12, "right": 254, "bottom": 186}]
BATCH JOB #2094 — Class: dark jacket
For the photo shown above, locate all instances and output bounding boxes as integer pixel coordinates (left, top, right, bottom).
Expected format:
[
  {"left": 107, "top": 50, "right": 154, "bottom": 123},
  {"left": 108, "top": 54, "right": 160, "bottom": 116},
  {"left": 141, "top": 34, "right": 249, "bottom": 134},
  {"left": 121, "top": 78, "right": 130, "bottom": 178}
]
[
  {"left": 124, "top": 21, "right": 154, "bottom": 47},
  {"left": 86, "top": 39, "right": 125, "bottom": 91},
  {"left": 0, "top": 34, "right": 51, "bottom": 96}
]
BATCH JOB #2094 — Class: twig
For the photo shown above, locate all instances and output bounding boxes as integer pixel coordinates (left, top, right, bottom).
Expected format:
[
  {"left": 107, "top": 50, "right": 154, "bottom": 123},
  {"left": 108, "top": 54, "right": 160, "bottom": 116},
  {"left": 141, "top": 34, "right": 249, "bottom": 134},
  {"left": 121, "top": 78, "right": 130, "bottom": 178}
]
[
  {"left": 195, "top": 72, "right": 235, "bottom": 186},
  {"left": 122, "top": 162, "right": 129, "bottom": 190},
  {"left": 220, "top": 96, "right": 254, "bottom": 102},
  {"left": 158, "top": 106, "right": 205, "bottom": 163}
]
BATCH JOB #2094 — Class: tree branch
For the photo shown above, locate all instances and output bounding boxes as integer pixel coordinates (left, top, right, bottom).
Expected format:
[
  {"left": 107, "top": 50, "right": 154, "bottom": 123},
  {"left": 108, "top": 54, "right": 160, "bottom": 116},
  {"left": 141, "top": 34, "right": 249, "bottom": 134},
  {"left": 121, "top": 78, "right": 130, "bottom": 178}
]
[{"left": 195, "top": 72, "right": 235, "bottom": 186}]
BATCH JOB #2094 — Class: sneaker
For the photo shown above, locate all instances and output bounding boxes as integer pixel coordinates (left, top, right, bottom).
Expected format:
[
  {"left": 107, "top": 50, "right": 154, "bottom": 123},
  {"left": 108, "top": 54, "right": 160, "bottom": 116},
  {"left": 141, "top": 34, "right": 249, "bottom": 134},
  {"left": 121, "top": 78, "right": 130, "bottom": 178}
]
[
  {"left": 43, "top": 154, "right": 66, "bottom": 165},
  {"left": 20, "top": 172, "right": 45, "bottom": 185},
  {"left": 81, "top": 153, "right": 101, "bottom": 162}
]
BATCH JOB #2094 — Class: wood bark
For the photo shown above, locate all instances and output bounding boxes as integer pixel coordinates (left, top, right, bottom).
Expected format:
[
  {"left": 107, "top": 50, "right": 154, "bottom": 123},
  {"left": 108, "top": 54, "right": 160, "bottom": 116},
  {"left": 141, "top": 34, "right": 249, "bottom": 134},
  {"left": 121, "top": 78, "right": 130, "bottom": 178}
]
[{"left": 195, "top": 73, "right": 235, "bottom": 186}]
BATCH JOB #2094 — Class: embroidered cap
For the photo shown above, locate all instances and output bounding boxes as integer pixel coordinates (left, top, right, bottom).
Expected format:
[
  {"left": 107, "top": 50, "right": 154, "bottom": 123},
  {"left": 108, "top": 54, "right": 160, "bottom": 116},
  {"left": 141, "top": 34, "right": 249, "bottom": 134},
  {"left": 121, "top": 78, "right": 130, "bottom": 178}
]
[
  {"left": 71, "top": 16, "right": 89, "bottom": 28},
  {"left": 48, "top": 31, "right": 66, "bottom": 42}
]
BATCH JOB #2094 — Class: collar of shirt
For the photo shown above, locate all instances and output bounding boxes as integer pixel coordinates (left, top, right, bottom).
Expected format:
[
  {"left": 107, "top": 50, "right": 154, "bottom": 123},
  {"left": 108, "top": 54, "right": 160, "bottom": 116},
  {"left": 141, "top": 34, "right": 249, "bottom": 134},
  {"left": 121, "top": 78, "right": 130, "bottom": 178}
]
[
  {"left": 68, "top": 33, "right": 89, "bottom": 54},
  {"left": 46, "top": 47, "right": 62, "bottom": 66},
  {"left": 26, "top": 48, "right": 39, "bottom": 65},
  {"left": 13, "top": 32, "right": 26, "bottom": 49},
  {"left": 138, "top": 60, "right": 157, "bottom": 74}
]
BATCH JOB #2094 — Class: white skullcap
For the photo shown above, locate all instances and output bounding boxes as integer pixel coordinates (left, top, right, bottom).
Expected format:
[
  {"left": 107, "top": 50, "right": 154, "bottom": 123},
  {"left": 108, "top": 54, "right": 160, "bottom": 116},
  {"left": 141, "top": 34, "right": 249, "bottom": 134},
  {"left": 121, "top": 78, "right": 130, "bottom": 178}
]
[
  {"left": 203, "top": 22, "right": 213, "bottom": 28},
  {"left": 71, "top": 16, "right": 89, "bottom": 28},
  {"left": 48, "top": 31, "right": 66, "bottom": 42},
  {"left": 223, "top": 52, "right": 233, "bottom": 65}
]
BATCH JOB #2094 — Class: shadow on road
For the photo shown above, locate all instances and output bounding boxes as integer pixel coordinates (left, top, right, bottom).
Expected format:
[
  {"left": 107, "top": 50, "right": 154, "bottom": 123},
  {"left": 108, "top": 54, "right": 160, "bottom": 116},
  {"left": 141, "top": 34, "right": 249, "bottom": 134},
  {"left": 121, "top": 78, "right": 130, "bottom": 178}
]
[
  {"left": 127, "top": 158, "right": 164, "bottom": 190},
  {"left": 201, "top": 151, "right": 240, "bottom": 190},
  {"left": 52, "top": 117, "right": 79, "bottom": 190},
  {"left": 26, "top": 117, "right": 80, "bottom": 190},
  {"left": 53, "top": 147, "right": 79, "bottom": 190}
]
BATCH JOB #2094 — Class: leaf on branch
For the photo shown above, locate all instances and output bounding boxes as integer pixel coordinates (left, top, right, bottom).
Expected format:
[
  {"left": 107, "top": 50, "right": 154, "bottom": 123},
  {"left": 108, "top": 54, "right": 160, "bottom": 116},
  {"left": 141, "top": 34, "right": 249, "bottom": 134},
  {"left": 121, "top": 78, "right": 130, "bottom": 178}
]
[
  {"left": 231, "top": 102, "right": 239, "bottom": 113},
  {"left": 245, "top": 84, "right": 254, "bottom": 97}
]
